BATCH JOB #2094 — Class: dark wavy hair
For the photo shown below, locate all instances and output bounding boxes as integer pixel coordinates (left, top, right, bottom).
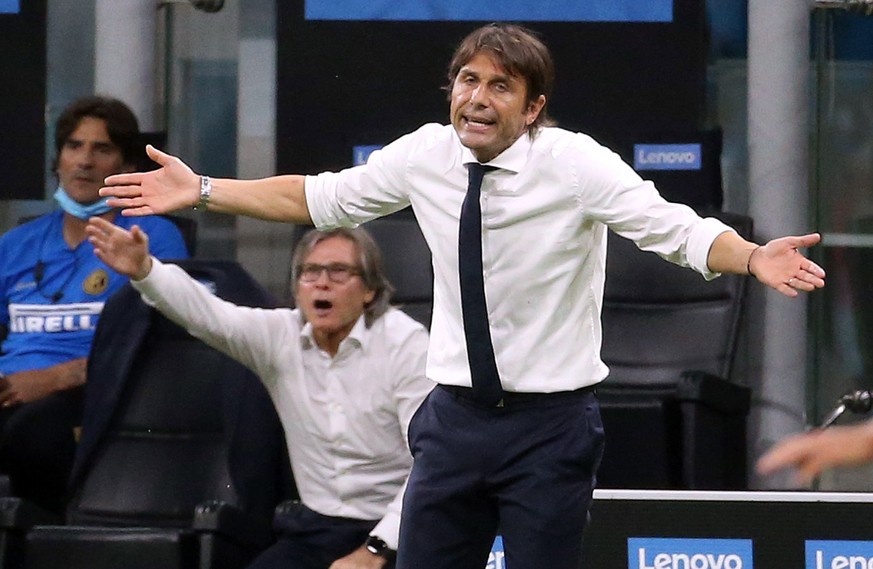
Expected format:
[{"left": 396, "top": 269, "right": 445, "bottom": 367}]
[
  {"left": 445, "top": 23, "right": 556, "bottom": 133},
  {"left": 52, "top": 95, "right": 140, "bottom": 171},
  {"left": 290, "top": 227, "right": 395, "bottom": 327}
]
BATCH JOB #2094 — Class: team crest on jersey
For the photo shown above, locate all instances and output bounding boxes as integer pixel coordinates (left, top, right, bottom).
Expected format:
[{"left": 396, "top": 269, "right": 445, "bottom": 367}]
[{"left": 83, "top": 269, "right": 109, "bottom": 295}]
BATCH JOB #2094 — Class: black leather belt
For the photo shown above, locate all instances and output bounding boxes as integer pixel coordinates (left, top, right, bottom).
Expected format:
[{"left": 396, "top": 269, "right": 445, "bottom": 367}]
[{"left": 438, "top": 384, "right": 596, "bottom": 408}]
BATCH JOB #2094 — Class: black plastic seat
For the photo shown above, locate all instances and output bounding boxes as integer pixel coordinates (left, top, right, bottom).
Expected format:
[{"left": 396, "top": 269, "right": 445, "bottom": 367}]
[
  {"left": 596, "top": 211, "right": 753, "bottom": 490},
  {"left": 13, "top": 259, "right": 295, "bottom": 569},
  {"left": 357, "top": 209, "right": 433, "bottom": 328}
]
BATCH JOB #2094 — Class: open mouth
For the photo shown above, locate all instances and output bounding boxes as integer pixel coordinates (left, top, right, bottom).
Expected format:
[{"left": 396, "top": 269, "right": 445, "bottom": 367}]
[
  {"left": 465, "top": 116, "right": 495, "bottom": 128},
  {"left": 313, "top": 299, "right": 333, "bottom": 310}
]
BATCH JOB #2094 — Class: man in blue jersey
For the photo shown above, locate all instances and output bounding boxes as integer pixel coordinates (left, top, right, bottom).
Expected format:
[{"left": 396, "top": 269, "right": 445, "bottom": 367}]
[{"left": 0, "top": 96, "right": 189, "bottom": 513}]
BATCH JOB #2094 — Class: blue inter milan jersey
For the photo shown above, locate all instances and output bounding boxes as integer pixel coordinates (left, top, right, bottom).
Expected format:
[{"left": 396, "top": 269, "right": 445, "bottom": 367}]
[{"left": 0, "top": 211, "right": 188, "bottom": 374}]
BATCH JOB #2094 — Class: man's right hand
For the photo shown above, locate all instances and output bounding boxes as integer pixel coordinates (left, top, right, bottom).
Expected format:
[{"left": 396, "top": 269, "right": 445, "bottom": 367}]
[
  {"left": 86, "top": 217, "right": 153, "bottom": 281},
  {"left": 100, "top": 145, "right": 200, "bottom": 216},
  {"left": 756, "top": 421, "right": 873, "bottom": 484}
]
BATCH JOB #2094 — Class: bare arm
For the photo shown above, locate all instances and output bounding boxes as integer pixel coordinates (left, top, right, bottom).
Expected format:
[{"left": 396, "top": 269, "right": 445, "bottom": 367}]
[
  {"left": 100, "top": 145, "right": 312, "bottom": 224},
  {"left": 706, "top": 230, "right": 826, "bottom": 297},
  {"left": 756, "top": 420, "right": 873, "bottom": 484},
  {"left": 207, "top": 176, "right": 311, "bottom": 223}
]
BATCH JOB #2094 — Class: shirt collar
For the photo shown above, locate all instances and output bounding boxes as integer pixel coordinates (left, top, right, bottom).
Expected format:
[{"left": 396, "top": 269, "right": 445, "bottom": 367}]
[
  {"left": 458, "top": 130, "right": 534, "bottom": 174},
  {"left": 300, "top": 313, "right": 368, "bottom": 353}
]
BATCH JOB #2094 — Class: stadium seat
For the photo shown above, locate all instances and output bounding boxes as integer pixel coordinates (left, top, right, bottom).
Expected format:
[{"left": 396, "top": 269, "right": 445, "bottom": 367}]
[
  {"left": 356, "top": 209, "right": 433, "bottom": 328},
  {"left": 596, "top": 211, "right": 753, "bottom": 490},
  {"left": 9, "top": 259, "right": 295, "bottom": 569}
]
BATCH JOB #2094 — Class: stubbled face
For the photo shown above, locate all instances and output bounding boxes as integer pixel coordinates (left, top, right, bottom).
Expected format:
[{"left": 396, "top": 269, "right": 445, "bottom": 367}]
[
  {"left": 450, "top": 51, "right": 545, "bottom": 163},
  {"left": 294, "top": 236, "right": 375, "bottom": 353},
  {"left": 56, "top": 116, "right": 129, "bottom": 205}
]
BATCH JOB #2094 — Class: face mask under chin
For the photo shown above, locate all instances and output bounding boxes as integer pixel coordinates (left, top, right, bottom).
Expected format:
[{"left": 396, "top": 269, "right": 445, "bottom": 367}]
[{"left": 53, "top": 186, "right": 114, "bottom": 220}]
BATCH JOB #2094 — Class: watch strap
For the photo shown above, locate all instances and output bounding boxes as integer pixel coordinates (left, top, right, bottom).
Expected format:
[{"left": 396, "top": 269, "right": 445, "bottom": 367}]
[
  {"left": 365, "top": 535, "right": 396, "bottom": 560},
  {"left": 194, "top": 175, "right": 212, "bottom": 211}
]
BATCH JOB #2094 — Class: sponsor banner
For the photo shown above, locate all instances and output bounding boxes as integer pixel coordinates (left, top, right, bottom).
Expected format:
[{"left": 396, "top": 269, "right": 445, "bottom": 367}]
[
  {"left": 806, "top": 540, "right": 873, "bottom": 569},
  {"left": 629, "top": 537, "right": 753, "bottom": 569},
  {"left": 634, "top": 143, "right": 702, "bottom": 171},
  {"left": 353, "top": 145, "right": 383, "bottom": 166},
  {"left": 306, "top": 0, "right": 673, "bottom": 23}
]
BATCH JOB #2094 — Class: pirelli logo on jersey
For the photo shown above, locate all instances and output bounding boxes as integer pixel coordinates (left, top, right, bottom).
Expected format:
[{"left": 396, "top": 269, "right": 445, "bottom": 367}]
[{"left": 8, "top": 303, "right": 104, "bottom": 333}]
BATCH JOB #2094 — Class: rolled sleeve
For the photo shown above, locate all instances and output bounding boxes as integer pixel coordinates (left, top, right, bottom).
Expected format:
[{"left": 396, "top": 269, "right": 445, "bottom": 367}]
[
  {"left": 687, "top": 217, "right": 737, "bottom": 280},
  {"left": 304, "top": 173, "right": 353, "bottom": 230}
]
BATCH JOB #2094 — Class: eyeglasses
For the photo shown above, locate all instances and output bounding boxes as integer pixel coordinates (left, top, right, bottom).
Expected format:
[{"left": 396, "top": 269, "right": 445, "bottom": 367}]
[{"left": 298, "top": 263, "right": 362, "bottom": 284}]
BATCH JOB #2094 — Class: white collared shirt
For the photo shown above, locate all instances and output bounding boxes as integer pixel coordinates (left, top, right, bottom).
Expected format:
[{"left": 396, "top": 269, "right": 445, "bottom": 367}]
[
  {"left": 306, "top": 124, "right": 732, "bottom": 393},
  {"left": 134, "top": 260, "right": 433, "bottom": 549}
]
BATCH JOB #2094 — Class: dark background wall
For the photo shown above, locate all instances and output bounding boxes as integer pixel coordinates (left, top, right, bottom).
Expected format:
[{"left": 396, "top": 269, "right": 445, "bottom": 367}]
[
  {"left": 276, "top": 0, "right": 707, "bottom": 174},
  {"left": 0, "top": 0, "right": 46, "bottom": 200}
]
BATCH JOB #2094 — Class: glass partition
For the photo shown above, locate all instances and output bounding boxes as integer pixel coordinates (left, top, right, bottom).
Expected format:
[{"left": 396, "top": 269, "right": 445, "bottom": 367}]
[
  {"left": 811, "top": 3, "right": 873, "bottom": 490},
  {"left": 158, "top": 1, "right": 240, "bottom": 260}
]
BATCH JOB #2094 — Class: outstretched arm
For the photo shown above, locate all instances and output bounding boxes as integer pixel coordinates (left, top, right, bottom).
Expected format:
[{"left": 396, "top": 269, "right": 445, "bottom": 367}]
[
  {"left": 706, "top": 230, "right": 825, "bottom": 297},
  {"left": 85, "top": 216, "right": 153, "bottom": 280},
  {"left": 756, "top": 420, "right": 873, "bottom": 484},
  {"left": 99, "top": 145, "right": 312, "bottom": 224}
]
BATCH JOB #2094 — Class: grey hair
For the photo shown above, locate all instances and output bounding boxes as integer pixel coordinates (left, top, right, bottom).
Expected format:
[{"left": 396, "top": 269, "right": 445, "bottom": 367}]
[{"left": 290, "top": 227, "right": 395, "bottom": 327}]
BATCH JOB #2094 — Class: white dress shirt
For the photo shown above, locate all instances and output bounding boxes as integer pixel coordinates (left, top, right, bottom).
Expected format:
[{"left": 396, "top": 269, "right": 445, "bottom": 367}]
[
  {"left": 306, "top": 124, "right": 733, "bottom": 393},
  {"left": 133, "top": 259, "right": 433, "bottom": 549}
]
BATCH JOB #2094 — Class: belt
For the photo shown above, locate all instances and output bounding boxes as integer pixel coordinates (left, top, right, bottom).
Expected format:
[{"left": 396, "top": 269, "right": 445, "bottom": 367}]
[{"left": 438, "top": 384, "right": 596, "bottom": 408}]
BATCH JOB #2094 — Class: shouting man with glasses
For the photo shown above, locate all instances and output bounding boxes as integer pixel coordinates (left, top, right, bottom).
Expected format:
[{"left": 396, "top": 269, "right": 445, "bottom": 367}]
[{"left": 85, "top": 218, "right": 433, "bottom": 569}]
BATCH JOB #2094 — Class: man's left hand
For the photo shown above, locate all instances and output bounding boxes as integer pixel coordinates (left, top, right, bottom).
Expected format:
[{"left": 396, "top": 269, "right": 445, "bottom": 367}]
[
  {"left": 748, "top": 233, "right": 826, "bottom": 297},
  {"left": 329, "top": 545, "right": 388, "bottom": 569}
]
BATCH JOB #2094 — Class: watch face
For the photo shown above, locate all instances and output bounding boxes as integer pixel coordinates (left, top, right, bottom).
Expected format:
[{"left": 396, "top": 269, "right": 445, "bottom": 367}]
[{"left": 366, "top": 536, "right": 392, "bottom": 558}]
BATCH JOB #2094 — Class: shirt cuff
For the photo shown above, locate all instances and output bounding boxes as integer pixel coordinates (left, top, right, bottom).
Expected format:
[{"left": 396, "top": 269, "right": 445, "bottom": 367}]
[
  {"left": 130, "top": 257, "right": 168, "bottom": 306},
  {"left": 304, "top": 174, "right": 344, "bottom": 230},
  {"left": 370, "top": 512, "right": 400, "bottom": 551},
  {"left": 688, "top": 217, "right": 736, "bottom": 280}
]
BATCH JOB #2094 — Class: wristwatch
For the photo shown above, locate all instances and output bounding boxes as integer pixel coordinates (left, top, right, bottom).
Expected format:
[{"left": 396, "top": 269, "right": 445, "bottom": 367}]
[{"left": 365, "top": 535, "right": 396, "bottom": 560}]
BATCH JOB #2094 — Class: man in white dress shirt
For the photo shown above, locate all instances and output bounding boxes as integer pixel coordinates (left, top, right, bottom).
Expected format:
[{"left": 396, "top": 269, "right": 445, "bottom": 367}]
[
  {"left": 99, "top": 22, "right": 825, "bottom": 569},
  {"left": 86, "top": 218, "right": 431, "bottom": 569}
]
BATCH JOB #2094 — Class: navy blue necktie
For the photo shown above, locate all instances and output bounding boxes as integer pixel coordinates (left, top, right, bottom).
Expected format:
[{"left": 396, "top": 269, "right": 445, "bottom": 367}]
[{"left": 458, "top": 163, "right": 503, "bottom": 407}]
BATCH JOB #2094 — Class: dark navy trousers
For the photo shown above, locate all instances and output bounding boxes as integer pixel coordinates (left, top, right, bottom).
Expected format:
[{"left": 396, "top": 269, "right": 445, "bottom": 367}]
[
  {"left": 398, "top": 384, "right": 604, "bottom": 569},
  {"left": 0, "top": 386, "right": 84, "bottom": 514}
]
